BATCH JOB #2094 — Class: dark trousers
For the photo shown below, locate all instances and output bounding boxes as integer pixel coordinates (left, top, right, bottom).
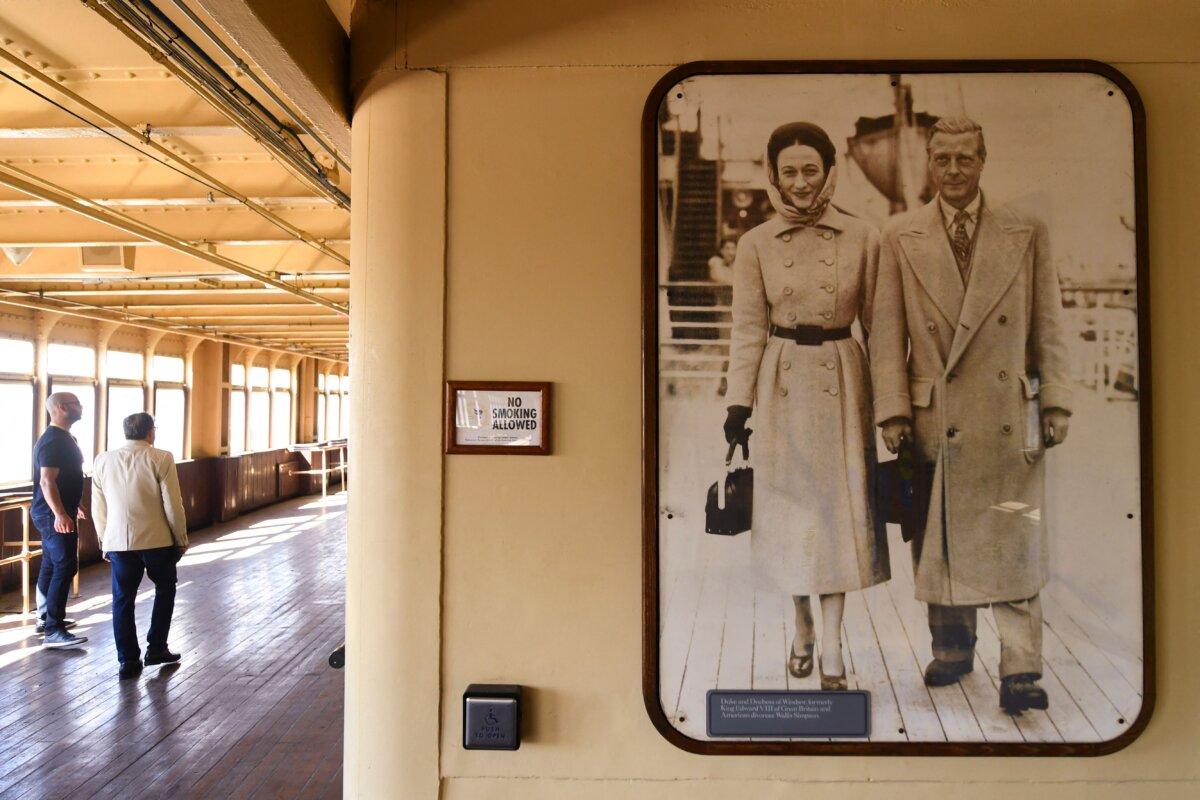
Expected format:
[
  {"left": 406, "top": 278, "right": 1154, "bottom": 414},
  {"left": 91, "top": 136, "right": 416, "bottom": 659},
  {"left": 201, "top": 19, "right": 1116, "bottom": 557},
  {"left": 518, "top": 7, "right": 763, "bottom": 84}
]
[
  {"left": 928, "top": 596, "right": 1043, "bottom": 678},
  {"left": 34, "top": 519, "right": 77, "bottom": 636},
  {"left": 109, "top": 547, "right": 178, "bottom": 665}
]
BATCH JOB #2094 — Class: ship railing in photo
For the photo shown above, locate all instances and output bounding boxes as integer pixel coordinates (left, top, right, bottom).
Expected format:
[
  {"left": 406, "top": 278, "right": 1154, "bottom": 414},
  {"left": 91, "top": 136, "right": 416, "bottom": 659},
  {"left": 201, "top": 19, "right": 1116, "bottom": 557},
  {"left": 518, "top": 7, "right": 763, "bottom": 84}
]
[
  {"left": 658, "top": 281, "right": 731, "bottom": 383},
  {"left": 660, "top": 279, "right": 1140, "bottom": 401}
]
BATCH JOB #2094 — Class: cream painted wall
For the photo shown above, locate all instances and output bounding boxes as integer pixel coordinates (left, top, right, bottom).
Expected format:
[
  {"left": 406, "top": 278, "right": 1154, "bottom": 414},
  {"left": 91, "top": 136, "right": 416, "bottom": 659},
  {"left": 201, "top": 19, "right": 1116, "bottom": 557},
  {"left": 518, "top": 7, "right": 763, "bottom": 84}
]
[{"left": 357, "top": 1, "right": 1200, "bottom": 796}]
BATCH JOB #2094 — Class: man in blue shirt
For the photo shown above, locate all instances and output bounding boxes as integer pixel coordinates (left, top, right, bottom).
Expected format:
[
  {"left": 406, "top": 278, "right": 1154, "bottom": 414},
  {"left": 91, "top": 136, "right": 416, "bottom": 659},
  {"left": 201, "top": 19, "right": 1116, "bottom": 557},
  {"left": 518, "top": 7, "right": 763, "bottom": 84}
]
[{"left": 31, "top": 392, "right": 89, "bottom": 648}]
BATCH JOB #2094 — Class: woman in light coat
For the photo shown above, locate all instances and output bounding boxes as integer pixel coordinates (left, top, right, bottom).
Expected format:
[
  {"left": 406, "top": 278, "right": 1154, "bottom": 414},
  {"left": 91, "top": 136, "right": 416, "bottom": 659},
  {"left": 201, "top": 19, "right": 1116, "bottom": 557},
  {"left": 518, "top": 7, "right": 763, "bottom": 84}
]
[{"left": 723, "top": 122, "right": 890, "bottom": 689}]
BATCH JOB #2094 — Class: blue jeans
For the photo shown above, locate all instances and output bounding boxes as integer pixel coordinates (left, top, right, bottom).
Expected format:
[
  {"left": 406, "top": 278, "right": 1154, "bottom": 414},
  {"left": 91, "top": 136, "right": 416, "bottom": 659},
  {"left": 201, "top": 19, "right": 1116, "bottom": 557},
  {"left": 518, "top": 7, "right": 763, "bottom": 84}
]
[
  {"left": 33, "top": 518, "right": 77, "bottom": 636},
  {"left": 109, "top": 547, "right": 178, "bottom": 665}
]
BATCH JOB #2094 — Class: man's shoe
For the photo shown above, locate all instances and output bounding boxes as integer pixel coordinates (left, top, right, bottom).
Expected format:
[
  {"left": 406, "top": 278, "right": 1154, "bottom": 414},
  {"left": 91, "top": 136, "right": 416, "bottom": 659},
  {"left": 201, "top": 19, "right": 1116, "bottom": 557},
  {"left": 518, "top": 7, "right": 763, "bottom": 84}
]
[
  {"left": 35, "top": 618, "right": 76, "bottom": 635},
  {"left": 1000, "top": 673, "right": 1049, "bottom": 714},
  {"left": 923, "top": 658, "right": 973, "bottom": 687},
  {"left": 118, "top": 662, "right": 143, "bottom": 680},
  {"left": 42, "top": 630, "right": 87, "bottom": 648},
  {"left": 144, "top": 649, "right": 181, "bottom": 666}
]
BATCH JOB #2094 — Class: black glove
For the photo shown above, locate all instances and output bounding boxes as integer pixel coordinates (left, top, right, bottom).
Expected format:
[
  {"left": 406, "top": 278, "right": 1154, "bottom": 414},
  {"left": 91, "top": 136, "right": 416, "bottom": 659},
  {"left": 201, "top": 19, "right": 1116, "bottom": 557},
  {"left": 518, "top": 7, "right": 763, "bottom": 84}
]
[{"left": 723, "top": 405, "right": 752, "bottom": 444}]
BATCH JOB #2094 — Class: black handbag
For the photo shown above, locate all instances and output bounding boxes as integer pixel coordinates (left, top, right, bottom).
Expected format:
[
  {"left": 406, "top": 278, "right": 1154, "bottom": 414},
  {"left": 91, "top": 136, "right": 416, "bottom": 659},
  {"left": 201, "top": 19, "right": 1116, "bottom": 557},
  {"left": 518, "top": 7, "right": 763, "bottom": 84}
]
[
  {"left": 705, "top": 430, "right": 753, "bottom": 536},
  {"left": 873, "top": 439, "right": 934, "bottom": 543}
]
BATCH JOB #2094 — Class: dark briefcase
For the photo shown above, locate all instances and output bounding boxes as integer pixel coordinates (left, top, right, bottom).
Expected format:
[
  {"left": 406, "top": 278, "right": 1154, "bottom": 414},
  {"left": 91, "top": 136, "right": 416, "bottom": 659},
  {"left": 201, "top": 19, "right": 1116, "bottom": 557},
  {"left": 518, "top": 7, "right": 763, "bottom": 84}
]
[
  {"left": 874, "top": 440, "right": 934, "bottom": 543},
  {"left": 705, "top": 431, "right": 753, "bottom": 536}
]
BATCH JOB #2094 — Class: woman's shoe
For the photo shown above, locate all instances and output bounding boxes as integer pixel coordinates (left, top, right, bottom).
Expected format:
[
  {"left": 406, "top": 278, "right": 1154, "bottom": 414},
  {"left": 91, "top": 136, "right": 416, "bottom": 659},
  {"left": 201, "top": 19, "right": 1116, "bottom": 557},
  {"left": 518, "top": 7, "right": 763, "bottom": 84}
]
[
  {"left": 818, "top": 651, "right": 847, "bottom": 691},
  {"left": 787, "top": 640, "right": 814, "bottom": 678}
]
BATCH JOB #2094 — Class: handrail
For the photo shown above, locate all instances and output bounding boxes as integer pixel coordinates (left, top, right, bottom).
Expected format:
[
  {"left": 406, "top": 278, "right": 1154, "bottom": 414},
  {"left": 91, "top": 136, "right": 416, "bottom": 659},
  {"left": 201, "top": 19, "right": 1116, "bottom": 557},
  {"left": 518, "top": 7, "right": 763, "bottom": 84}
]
[{"left": 0, "top": 494, "right": 43, "bottom": 615}]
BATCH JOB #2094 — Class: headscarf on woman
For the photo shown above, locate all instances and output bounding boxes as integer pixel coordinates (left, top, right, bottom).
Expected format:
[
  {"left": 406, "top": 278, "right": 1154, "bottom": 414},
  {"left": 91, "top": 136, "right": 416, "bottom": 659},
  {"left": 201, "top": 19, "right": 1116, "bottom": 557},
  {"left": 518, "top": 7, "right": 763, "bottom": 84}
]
[{"left": 763, "top": 121, "right": 839, "bottom": 228}]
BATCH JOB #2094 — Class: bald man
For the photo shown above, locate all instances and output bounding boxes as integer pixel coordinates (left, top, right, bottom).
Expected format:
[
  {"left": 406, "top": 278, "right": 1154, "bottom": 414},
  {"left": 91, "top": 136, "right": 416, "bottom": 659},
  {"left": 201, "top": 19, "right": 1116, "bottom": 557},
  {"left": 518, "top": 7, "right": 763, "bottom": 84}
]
[{"left": 32, "top": 392, "right": 89, "bottom": 648}]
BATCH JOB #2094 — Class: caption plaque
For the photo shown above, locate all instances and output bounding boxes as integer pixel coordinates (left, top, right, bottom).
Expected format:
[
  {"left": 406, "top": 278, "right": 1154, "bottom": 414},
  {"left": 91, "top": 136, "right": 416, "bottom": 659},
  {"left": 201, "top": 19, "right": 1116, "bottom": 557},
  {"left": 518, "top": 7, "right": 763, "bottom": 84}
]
[
  {"left": 707, "top": 691, "right": 870, "bottom": 738},
  {"left": 444, "top": 381, "right": 552, "bottom": 455}
]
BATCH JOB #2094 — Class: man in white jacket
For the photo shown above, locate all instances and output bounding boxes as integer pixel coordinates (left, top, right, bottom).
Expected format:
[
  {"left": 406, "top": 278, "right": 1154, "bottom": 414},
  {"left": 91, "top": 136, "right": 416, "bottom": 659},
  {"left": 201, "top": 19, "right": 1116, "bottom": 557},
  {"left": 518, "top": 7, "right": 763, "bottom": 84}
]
[{"left": 91, "top": 412, "right": 189, "bottom": 680}]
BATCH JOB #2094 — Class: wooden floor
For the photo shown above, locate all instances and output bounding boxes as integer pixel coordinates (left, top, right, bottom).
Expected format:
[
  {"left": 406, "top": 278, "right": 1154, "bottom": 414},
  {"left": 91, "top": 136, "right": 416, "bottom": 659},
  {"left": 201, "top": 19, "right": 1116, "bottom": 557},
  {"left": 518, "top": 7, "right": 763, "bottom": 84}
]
[
  {"left": 659, "top": 511, "right": 1144, "bottom": 745},
  {"left": 0, "top": 493, "right": 347, "bottom": 800},
  {"left": 657, "top": 389, "right": 1144, "bottom": 744}
]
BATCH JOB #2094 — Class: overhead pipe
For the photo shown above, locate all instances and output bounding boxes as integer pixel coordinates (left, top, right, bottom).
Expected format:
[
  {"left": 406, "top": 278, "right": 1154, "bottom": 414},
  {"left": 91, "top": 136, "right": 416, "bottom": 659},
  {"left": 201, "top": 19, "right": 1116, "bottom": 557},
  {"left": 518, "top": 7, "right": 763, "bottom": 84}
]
[
  {"left": 86, "top": 0, "right": 349, "bottom": 208},
  {"left": 0, "top": 160, "right": 349, "bottom": 315},
  {"left": 167, "top": 0, "right": 350, "bottom": 175},
  {"left": 0, "top": 45, "right": 349, "bottom": 266}
]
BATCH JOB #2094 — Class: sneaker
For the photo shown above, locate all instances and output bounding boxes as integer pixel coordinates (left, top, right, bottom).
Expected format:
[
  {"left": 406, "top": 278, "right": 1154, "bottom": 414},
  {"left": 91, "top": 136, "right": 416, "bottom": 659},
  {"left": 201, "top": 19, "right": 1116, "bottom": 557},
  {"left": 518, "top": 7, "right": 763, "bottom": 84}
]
[
  {"left": 42, "top": 630, "right": 87, "bottom": 648},
  {"left": 35, "top": 618, "right": 76, "bottom": 635},
  {"left": 144, "top": 649, "right": 181, "bottom": 666},
  {"left": 118, "top": 662, "right": 143, "bottom": 680}
]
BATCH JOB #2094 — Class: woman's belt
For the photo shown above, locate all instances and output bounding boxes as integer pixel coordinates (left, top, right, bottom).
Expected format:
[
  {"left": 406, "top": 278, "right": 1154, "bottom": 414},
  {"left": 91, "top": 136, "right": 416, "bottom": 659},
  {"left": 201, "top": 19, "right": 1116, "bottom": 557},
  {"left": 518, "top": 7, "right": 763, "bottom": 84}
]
[{"left": 769, "top": 323, "right": 852, "bottom": 345}]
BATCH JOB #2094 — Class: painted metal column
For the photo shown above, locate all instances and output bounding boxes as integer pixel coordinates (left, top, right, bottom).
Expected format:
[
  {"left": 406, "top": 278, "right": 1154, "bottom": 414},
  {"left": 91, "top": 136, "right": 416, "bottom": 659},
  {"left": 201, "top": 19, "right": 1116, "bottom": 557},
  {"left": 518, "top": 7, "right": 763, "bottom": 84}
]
[
  {"left": 142, "top": 331, "right": 165, "bottom": 415},
  {"left": 93, "top": 322, "right": 119, "bottom": 453},
  {"left": 182, "top": 337, "right": 203, "bottom": 459},
  {"left": 346, "top": 2, "right": 446, "bottom": 793},
  {"left": 32, "top": 311, "right": 62, "bottom": 430}
]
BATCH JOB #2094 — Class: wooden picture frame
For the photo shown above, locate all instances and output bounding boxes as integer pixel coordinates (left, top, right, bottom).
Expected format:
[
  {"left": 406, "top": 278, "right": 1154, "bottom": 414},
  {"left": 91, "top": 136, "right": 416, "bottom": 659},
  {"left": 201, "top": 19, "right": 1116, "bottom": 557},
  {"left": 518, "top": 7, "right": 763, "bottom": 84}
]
[
  {"left": 642, "top": 60, "right": 1153, "bottom": 756},
  {"left": 444, "top": 380, "right": 553, "bottom": 456}
]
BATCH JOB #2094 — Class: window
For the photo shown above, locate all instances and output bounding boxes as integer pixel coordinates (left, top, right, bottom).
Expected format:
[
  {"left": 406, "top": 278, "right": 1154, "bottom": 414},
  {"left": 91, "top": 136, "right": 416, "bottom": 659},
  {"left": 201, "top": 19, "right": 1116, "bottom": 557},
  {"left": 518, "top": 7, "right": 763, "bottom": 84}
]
[
  {"left": 105, "top": 350, "right": 143, "bottom": 381},
  {"left": 231, "top": 363, "right": 245, "bottom": 387},
  {"left": 0, "top": 382, "right": 33, "bottom": 484},
  {"left": 271, "top": 391, "right": 291, "bottom": 448},
  {"left": 0, "top": 339, "right": 34, "bottom": 485},
  {"left": 107, "top": 385, "right": 146, "bottom": 448},
  {"left": 316, "top": 392, "right": 326, "bottom": 442},
  {"left": 48, "top": 380, "right": 95, "bottom": 469},
  {"left": 0, "top": 338, "right": 34, "bottom": 374},
  {"left": 48, "top": 343, "right": 95, "bottom": 377},
  {"left": 154, "top": 387, "right": 185, "bottom": 460},
  {"left": 249, "top": 389, "right": 270, "bottom": 451},
  {"left": 249, "top": 366, "right": 269, "bottom": 388},
  {"left": 327, "top": 392, "right": 341, "bottom": 439},
  {"left": 152, "top": 355, "right": 185, "bottom": 383},
  {"left": 229, "top": 389, "right": 246, "bottom": 455},
  {"left": 270, "top": 367, "right": 292, "bottom": 448},
  {"left": 340, "top": 383, "right": 350, "bottom": 439}
]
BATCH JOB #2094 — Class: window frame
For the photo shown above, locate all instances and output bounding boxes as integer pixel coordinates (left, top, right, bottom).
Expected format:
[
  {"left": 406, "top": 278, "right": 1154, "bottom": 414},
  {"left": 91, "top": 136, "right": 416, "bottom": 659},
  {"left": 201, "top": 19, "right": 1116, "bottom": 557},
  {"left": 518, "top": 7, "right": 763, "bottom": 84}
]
[{"left": 0, "top": 373, "right": 36, "bottom": 488}]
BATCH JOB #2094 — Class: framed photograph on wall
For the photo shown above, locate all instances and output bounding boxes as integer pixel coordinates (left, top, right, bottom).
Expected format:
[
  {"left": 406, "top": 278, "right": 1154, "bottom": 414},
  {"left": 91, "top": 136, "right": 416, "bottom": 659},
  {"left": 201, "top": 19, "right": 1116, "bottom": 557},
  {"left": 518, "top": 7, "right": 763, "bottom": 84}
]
[{"left": 642, "top": 61, "right": 1152, "bottom": 755}]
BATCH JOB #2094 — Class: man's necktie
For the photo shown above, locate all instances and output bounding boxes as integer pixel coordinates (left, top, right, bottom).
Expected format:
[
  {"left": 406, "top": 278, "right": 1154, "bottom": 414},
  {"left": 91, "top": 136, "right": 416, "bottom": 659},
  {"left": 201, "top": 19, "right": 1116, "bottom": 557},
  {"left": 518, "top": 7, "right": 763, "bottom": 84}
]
[{"left": 952, "top": 210, "right": 972, "bottom": 277}]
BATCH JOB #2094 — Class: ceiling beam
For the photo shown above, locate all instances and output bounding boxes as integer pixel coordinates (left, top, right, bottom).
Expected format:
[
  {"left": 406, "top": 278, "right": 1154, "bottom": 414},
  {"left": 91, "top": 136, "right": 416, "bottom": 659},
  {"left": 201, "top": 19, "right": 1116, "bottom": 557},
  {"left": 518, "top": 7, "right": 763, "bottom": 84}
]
[
  {"left": 0, "top": 160, "right": 348, "bottom": 315},
  {"left": 0, "top": 45, "right": 348, "bottom": 264},
  {"left": 88, "top": 0, "right": 349, "bottom": 205},
  {"left": 0, "top": 238, "right": 349, "bottom": 248},
  {"left": 89, "top": 302, "right": 342, "bottom": 311},
  {"left": 0, "top": 289, "right": 346, "bottom": 363},
  {"left": 0, "top": 126, "right": 245, "bottom": 139},
  {"left": 0, "top": 196, "right": 337, "bottom": 208},
  {"left": 175, "top": 0, "right": 350, "bottom": 163},
  {"left": 29, "top": 288, "right": 347, "bottom": 297},
  {"left": 0, "top": 207, "right": 348, "bottom": 247}
]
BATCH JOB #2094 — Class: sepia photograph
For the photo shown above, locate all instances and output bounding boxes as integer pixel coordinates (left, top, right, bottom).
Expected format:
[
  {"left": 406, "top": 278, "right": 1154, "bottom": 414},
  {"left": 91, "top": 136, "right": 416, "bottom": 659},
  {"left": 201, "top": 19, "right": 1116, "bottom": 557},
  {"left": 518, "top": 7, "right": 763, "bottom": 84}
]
[{"left": 645, "top": 66, "right": 1149, "bottom": 751}]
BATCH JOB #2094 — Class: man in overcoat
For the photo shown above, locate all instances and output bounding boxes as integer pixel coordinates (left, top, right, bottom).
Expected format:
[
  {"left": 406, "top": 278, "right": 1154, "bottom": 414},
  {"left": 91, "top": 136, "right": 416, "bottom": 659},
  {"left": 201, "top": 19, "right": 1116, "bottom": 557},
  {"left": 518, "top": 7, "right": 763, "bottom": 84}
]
[{"left": 870, "top": 117, "right": 1073, "bottom": 713}]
